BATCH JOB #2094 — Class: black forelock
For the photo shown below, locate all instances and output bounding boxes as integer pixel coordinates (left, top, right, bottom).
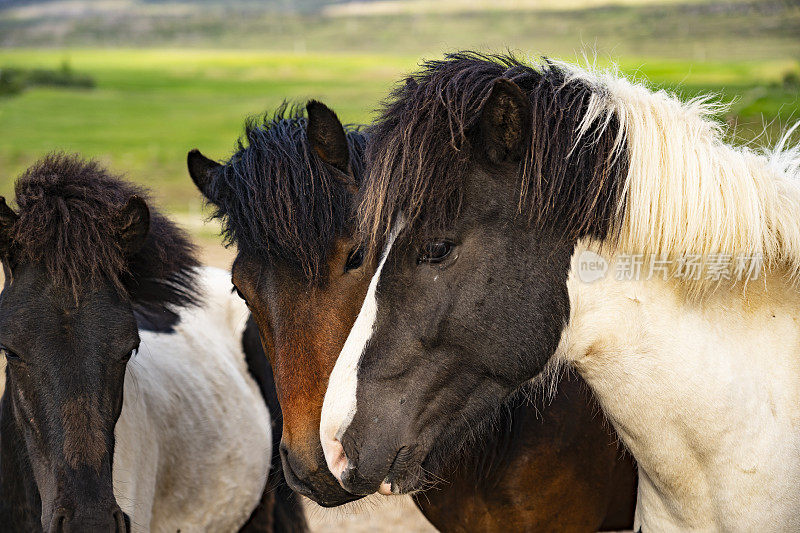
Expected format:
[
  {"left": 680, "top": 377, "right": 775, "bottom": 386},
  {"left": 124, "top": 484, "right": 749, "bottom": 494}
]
[
  {"left": 203, "top": 103, "right": 366, "bottom": 281},
  {"left": 361, "top": 51, "right": 627, "bottom": 253},
  {"left": 9, "top": 153, "right": 200, "bottom": 310}
]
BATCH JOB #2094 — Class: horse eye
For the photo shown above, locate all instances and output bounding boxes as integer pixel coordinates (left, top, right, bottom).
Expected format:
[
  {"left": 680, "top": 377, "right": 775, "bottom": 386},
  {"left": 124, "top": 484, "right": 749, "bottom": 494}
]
[
  {"left": 344, "top": 246, "right": 364, "bottom": 272},
  {"left": 418, "top": 241, "right": 453, "bottom": 264},
  {"left": 0, "top": 346, "right": 21, "bottom": 362}
]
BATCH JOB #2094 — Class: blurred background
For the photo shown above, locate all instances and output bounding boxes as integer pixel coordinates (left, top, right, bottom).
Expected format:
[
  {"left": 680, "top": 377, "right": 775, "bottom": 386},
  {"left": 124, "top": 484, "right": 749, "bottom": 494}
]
[{"left": 0, "top": 0, "right": 798, "bottom": 529}]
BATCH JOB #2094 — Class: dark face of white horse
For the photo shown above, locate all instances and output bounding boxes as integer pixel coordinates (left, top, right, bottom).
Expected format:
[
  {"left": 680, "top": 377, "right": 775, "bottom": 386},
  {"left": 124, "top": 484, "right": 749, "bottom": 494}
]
[
  {"left": 327, "top": 205, "right": 574, "bottom": 495},
  {"left": 321, "top": 59, "right": 626, "bottom": 495}
]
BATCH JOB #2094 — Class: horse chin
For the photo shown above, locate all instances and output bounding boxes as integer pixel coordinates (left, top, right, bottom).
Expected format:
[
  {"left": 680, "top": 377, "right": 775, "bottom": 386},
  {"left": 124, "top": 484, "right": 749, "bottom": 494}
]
[
  {"left": 281, "top": 452, "right": 363, "bottom": 507},
  {"left": 379, "top": 443, "right": 441, "bottom": 495},
  {"left": 387, "top": 415, "right": 487, "bottom": 495},
  {"left": 381, "top": 454, "right": 445, "bottom": 496},
  {"left": 314, "top": 493, "right": 364, "bottom": 508},
  {"left": 384, "top": 468, "right": 426, "bottom": 495}
]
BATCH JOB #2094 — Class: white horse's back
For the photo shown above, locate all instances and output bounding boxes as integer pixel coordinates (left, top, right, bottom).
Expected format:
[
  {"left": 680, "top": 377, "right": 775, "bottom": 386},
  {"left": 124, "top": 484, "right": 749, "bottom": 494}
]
[{"left": 113, "top": 266, "right": 272, "bottom": 532}]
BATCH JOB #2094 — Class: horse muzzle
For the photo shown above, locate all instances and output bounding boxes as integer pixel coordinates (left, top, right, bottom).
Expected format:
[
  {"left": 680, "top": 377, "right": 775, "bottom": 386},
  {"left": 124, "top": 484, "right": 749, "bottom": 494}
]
[
  {"left": 333, "top": 430, "right": 429, "bottom": 496},
  {"left": 279, "top": 441, "right": 363, "bottom": 507},
  {"left": 47, "top": 505, "right": 129, "bottom": 533}
]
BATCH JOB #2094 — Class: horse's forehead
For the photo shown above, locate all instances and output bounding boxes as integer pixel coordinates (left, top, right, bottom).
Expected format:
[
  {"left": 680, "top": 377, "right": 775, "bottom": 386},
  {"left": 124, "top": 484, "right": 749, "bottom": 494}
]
[
  {"left": 378, "top": 217, "right": 408, "bottom": 267},
  {"left": 0, "top": 272, "right": 135, "bottom": 357}
]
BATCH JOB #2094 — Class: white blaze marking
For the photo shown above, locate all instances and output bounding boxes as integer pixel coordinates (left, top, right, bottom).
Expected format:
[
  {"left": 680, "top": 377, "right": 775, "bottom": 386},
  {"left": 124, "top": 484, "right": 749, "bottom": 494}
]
[{"left": 320, "top": 221, "right": 404, "bottom": 481}]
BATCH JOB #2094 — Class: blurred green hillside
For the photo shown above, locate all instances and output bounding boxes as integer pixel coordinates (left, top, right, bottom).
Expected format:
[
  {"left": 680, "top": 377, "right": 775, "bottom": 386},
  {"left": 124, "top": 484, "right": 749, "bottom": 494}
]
[
  {"left": 1, "top": 0, "right": 797, "bottom": 60},
  {"left": 0, "top": 50, "right": 414, "bottom": 216}
]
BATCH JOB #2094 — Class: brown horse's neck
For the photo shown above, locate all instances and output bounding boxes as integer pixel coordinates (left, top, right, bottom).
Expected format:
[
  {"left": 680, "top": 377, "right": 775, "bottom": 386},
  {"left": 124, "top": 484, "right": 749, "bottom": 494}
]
[
  {"left": 413, "top": 376, "right": 637, "bottom": 532},
  {"left": 0, "top": 376, "right": 42, "bottom": 532}
]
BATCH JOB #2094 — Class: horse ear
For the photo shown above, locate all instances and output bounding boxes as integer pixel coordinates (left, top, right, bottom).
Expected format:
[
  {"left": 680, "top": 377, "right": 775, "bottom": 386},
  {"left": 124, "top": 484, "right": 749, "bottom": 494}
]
[
  {"left": 118, "top": 196, "right": 150, "bottom": 256},
  {"left": 187, "top": 149, "right": 221, "bottom": 201},
  {"left": 0, "top": 196, "right": 18, "bottom": 257},
  {"left": 306, "top": 100, "right": 349, "bottom": 174},
  {"left": 477, "top": 78, "right": 531, "bottom": 164}
]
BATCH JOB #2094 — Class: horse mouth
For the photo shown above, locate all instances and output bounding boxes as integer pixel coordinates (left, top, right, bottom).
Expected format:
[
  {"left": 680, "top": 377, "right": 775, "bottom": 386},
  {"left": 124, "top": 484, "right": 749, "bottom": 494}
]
[
  {"left": 291, "top": 472, "right": 363, "bottom": 507},
  {"left": 386, "top": 417, "right": 480, "bottom": 494},
  {"left": 381, "top": 446, "right": 412, "bottom": 494},
  {"left": 382, "top": 445, "right": 436, "bottom": 495},
  {"left": 280, "top": 450, "right": 363, "bottom": 507}
]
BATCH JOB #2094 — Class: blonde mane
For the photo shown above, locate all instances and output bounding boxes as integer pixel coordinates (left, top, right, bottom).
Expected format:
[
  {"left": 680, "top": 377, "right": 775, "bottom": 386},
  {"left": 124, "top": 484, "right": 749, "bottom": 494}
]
[{"left": 569, "top": 64, "right": 800, "bottom": 289}]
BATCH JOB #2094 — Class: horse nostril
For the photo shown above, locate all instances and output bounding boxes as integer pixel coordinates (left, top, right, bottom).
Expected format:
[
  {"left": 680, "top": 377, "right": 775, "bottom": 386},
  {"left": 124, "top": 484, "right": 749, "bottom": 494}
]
[
  {"left": 340, "top": 464, "right": 357, "bottom": 488},
  {"left": 49, "top": 510, "right": 70, "bottom": 533},
  {"left": 278, "top": 441, "right": 289, "bottom": 462},
  {"left": 322, "top": 437, "right": 349, "bottom": 484}
]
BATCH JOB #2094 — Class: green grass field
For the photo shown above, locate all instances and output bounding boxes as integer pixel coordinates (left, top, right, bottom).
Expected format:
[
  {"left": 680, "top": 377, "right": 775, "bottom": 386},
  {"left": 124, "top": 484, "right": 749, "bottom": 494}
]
[
  {"left": 0, "top": 48, "right": 798, "bottom": 217},
  {"left": 0, "top": 50, "right": 415, "bottom": 211}
]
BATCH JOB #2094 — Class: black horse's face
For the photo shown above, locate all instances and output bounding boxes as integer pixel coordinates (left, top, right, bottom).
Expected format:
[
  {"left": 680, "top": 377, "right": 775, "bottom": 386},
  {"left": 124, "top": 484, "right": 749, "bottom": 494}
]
[
  {"left": 0, "top": 262, "right": 138, "bottom": 532},
  {"left": 0, "top": 194, "right": 149, "bottom": 532},
  {"left": 321, "top": 178, "right": 574, "bottom": 495},
  {"left": 320, "top": 79, "right": 575, "bottom": 495}
]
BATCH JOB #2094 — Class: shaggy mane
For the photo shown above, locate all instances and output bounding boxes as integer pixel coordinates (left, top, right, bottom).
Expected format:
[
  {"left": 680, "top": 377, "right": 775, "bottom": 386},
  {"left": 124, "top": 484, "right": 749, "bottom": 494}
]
[
  {"left": 203, "top": 104, "right": 366, "bottom": 281},
  {"left": 9, "top": 153, "right": 200, "bottom": 309},
  {"left": 361, "top": 51, "right": 627, "bottom": 252},
  {"left": 362, "top": 51, "right": 800, "bottom": 291}
]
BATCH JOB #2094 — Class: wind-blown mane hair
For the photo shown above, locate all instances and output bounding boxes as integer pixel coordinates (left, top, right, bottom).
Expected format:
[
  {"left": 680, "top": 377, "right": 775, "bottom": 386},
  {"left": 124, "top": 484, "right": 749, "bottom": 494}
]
[
  {"left": 9, "top": 153, "right": 200, "bottom": 309},
  {"left": 361, "top": 51, "right": 627, "bottom": 250},
  {"left": 202, "top": 104, "right": 366, "bottom": 281},
  {"left": 362, "top": 51, "right": 800, "bottom": 290}
]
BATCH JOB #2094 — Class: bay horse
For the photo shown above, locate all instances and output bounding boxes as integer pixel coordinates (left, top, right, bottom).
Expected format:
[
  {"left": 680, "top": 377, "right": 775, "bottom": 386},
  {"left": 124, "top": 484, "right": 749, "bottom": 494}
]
[
  {"left": 0, "top": 154, "right": 284, "bottom": 532},
  {"left": 187, "top": 102, "right": 636, "bottom": 531},
  {"left": 320, "top": 52, "right": 800, "bottom": 530}
]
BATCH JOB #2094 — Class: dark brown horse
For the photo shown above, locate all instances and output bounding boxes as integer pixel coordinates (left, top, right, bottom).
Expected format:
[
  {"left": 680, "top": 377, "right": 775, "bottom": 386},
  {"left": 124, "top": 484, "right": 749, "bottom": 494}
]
[{"left": 187, "top": 103, "right": 637, "bottom": 531}]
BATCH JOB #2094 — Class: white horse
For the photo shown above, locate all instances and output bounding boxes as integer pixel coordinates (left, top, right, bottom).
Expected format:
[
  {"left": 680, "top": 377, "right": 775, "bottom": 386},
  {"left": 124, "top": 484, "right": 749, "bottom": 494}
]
[
  {"left": 318, "top": 53, "right": 800, "bottom": 532},
  {"left": 558, "top": 72, "right": 800, "bottom": 531}
]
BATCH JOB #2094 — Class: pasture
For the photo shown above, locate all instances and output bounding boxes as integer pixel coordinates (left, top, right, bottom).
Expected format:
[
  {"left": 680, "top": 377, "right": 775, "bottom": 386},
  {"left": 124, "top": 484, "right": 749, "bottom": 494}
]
[{"left": 1, "top": 48, "right": 798, "bottom": 222}]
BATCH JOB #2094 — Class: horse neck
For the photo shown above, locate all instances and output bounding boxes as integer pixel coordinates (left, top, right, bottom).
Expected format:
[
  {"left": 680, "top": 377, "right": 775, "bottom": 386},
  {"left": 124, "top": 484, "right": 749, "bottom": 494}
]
[
  {"left": 0, "top": 377, "right": 42, "bottom": 531},
  {"left": 558, "top": 244, "right": 800, "bottom": 529}
]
